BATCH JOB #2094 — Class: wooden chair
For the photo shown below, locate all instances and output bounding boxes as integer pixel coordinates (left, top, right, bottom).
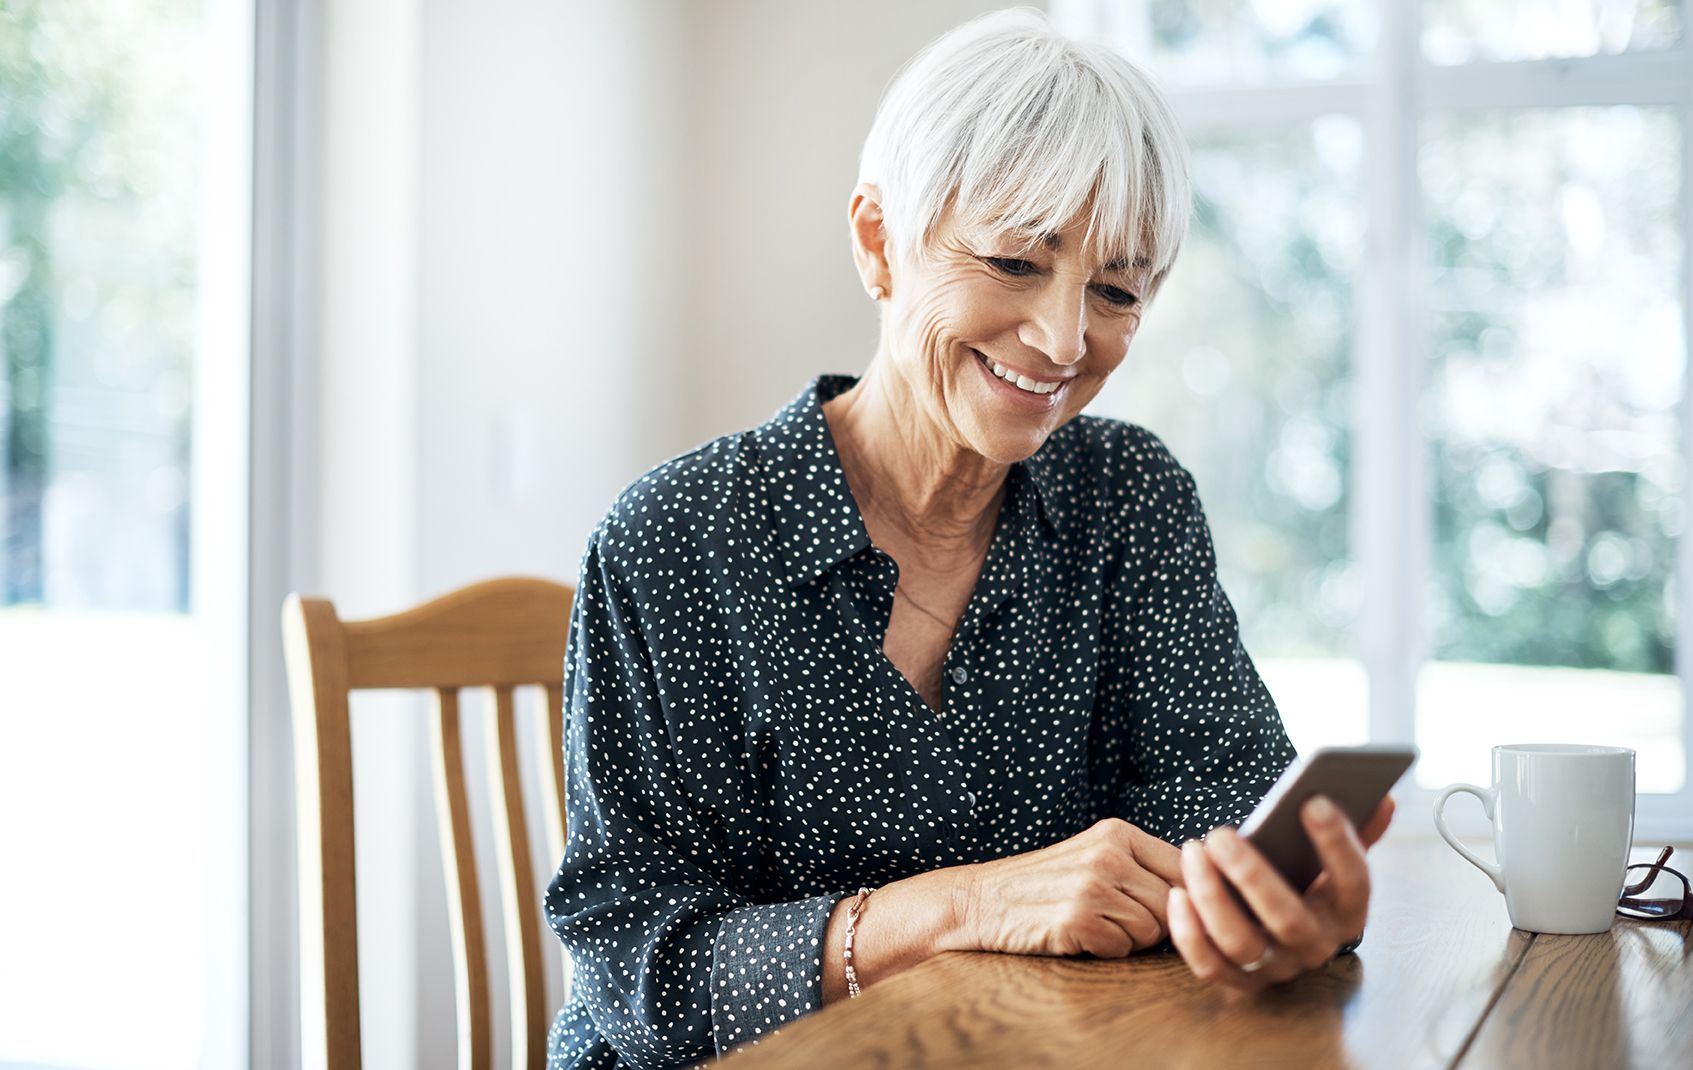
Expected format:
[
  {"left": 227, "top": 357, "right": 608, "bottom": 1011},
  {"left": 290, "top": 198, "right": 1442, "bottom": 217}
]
[{"left": 283, "top": 577, "right": 576, "bottom": 1070}]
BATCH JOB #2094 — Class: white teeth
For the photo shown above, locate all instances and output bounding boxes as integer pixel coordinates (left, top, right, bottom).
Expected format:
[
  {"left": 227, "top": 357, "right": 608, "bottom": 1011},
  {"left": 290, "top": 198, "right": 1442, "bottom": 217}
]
[{"left": 980, "top": 352, "right": 1061, "bottom": 395}]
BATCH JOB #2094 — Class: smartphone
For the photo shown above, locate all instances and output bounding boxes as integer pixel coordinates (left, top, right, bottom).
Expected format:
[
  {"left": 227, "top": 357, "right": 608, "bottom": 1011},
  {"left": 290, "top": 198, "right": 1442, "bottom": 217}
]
[{"left": 1236, "top": 744, "right": 1419, "bottom": 893}]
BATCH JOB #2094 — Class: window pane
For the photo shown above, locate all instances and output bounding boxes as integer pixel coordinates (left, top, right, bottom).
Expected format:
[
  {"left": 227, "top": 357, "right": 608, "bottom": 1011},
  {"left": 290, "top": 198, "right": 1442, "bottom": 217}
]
[
  {"left": 1091, "top": 116, "right": 1365, "bottom": 750},
  {"left": 2, "top": 0, "right": 198, "bottom": 610},
  {"left": 1422, "top": 0, "right": 1683, "bottom": 64},
  {"left": 0, "top": 1, "right": 250, "bottom": 1066},
  {"left": 1419, "top": 106, "right": 1686, "bottom": 792},
  {"left": 1129, "top": 0, "right": 1377, "bottom": 84}
]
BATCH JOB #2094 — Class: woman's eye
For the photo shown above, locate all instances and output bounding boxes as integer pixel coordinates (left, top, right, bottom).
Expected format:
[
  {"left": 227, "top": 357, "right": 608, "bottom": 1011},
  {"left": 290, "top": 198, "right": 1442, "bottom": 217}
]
[{"left": 983, "top": 256, "right": 1139, "bottom": 308}]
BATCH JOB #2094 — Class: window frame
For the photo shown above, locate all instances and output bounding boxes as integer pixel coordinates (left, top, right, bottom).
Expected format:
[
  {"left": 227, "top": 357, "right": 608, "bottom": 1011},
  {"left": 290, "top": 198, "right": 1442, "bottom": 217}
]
[
  {"left": 1053, "top": 0, "right": 1693, "bottom": 840},
  {"left": 250, "top": 0, "right": 318, "bottom": 1066}
]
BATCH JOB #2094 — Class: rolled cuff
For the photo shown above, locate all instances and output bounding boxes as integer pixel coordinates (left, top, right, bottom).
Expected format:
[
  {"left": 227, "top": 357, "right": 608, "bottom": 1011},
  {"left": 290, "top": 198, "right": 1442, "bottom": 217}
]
[{"left": 708, "top": 893, "right": 838, "bottom": 1056}]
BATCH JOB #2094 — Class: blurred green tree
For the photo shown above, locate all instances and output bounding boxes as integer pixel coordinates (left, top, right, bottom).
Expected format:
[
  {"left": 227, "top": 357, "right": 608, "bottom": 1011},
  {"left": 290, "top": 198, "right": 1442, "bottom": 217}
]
[
  {"left": 1, "top": 0, "right": 192, "bottom": 608},
  {"left": 1, "top": 0, "right": 120, "bottom": 602}
]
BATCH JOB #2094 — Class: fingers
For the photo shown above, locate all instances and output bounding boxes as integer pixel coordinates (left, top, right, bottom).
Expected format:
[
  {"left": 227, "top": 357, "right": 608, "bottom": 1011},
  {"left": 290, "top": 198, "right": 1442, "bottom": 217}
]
[
  {"left": 1087, "top": 820, "right": 1180, "bottom": 939},
  {"left": 1168, "top": 887, "right": 1261, "bottom": 991},
  {"left": 1128, "top": 826, "right": 1185, "bottom": 886},
  {"left": 1170, "top": 802, "right": 1377, "bottom": 990},
  {"left": 1302, "top": 797, "right": 1372, "bottom": 928},
  {"left": 1069, "top": 882, "right": 1161, "bottom": 957},
  {"left": 1109, "top": 860, "right": 1175, "bottom": 937},
  {"left": 1102, "top": 893, "right": 1164, "bottom": 953},
  {"left": 1358, "top": 796, "right": 1397, "bottom": 849},
  {"left": 1076, "top": 913, "right": 1137, "bottom": 959},
  {"left": 1203, "top": 827, "right": 1328, "bottom": 969},
  {"left": 1179, "top": 838, "right": 1270, "bottom": 967}
]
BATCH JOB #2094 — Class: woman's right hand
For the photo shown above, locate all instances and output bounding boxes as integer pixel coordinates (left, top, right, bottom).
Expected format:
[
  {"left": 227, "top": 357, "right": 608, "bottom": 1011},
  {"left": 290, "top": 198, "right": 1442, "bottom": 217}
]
[{"left": 951, "top": 818, "right": 1185, "bottom": 958}]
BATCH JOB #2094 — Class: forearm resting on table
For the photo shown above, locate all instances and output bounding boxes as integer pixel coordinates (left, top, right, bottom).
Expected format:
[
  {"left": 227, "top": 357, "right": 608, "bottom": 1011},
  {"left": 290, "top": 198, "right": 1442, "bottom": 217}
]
[{"left": 820, "top": 865, "right": 973, "bottom": 1004}]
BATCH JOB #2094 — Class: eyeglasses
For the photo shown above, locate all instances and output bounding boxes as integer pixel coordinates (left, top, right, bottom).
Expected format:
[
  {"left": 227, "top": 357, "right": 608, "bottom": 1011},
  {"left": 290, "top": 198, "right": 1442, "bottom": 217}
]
[{"left": 1616, "top": 846, "right": 1693, "bottom": 921}]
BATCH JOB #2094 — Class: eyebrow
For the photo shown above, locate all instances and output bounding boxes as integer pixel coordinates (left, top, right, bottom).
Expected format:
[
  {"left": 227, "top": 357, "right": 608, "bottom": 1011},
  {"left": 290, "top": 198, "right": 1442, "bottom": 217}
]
[{"left": 1032, "top": 231, "right": 1151, "bottom": 273}]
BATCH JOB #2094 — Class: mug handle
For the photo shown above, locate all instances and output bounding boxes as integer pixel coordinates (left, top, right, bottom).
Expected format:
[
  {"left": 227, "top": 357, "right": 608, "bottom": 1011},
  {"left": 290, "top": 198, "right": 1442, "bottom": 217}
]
[{"left": 1433, "top": 783, "right": 1505, "bottom": 893}]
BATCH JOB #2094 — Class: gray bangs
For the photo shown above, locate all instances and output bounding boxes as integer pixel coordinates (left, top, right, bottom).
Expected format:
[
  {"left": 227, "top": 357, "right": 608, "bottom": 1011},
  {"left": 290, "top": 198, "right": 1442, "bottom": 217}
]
[{"left": 859, "top": 7, "right": 1191, "bottom": 287}]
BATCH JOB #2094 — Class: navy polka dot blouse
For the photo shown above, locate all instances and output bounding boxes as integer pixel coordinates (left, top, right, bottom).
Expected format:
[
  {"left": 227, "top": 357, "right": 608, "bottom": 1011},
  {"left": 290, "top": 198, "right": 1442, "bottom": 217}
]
[{"left": 544, "top": 374, "right": 1296, "bottom": 1068}]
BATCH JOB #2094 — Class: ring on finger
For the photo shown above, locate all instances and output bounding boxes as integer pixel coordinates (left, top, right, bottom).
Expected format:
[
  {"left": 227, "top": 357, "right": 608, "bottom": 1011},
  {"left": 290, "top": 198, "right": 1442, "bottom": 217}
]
[{"left": 1239, "top": 944, "right": 1278, "bottom": 974}]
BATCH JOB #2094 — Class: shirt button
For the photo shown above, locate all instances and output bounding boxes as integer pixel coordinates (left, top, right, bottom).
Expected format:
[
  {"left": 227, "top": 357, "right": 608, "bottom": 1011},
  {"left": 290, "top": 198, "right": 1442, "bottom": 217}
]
[
  {"left": 964, "top": 790, "right": 978, "bottom": 808},
  {"left": 951, "top": 666, "right": 968, "bottom": 684}
]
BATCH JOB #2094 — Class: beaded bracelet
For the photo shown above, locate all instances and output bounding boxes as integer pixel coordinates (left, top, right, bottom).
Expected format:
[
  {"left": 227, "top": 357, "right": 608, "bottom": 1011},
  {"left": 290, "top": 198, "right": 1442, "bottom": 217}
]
[{"left": 843, "top": 886, "right": 874, "bottom": 998}]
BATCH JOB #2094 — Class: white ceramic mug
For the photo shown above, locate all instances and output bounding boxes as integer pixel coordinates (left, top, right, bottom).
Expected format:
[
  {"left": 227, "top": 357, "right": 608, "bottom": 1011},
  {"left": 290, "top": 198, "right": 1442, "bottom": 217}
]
[{"left": 1432, "top": 743, "right": 1636, "bottom": 934}]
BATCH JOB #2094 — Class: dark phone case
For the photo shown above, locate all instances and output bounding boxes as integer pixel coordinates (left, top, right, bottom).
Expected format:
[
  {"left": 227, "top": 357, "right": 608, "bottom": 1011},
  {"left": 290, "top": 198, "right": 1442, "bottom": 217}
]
[{"left": 1239, "top": 747, "right": 1417, "bottom": 892}]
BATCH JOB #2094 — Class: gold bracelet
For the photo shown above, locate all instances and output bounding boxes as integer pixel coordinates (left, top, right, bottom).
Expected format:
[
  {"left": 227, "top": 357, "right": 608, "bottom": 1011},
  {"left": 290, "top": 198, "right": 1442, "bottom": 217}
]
[{"left": 843, "top": 886, "right": 874, "bottom": 998}]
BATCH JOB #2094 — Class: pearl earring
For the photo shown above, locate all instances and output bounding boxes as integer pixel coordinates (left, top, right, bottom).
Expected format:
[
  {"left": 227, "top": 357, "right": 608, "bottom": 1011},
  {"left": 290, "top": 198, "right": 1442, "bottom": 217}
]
[{"left": 869, "top": 285, "right": 885, "bottom": 301}]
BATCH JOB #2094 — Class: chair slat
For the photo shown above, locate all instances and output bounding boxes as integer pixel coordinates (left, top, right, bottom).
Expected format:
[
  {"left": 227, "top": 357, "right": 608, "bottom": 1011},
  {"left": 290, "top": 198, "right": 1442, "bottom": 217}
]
[
  {"left": 431, "top": 687, "right": 493, "bottom": 1070},
  {"left": 487, "top": 685, "right": 551, "bottom": 1070},
  {"left": 283, "top": 594, "right": 364, "bottom": 1070},
  {"left": 535, "top": 681, "right": 574, "bottom": 994}
]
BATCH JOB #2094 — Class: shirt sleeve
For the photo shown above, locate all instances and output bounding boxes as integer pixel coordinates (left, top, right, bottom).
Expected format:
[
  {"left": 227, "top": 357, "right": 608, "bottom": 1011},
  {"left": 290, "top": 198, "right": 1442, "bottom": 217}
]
[
  {"left": 545, "top": 529, "right": 841, "bottom": 1068},
  {"left": 1110, "top": 457, "right": 1298, "bottom": 845}
]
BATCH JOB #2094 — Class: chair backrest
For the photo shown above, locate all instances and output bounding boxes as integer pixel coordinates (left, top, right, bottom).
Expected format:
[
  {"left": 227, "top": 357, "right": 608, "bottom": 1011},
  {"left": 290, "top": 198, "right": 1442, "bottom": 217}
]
[{"left": 283, "top": 577, "right": 575, "bottom": 1070}]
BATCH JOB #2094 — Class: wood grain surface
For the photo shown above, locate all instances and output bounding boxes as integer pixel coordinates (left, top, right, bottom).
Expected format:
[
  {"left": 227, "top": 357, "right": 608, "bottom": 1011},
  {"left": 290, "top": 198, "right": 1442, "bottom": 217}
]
[
  {"left": 714, "top": 837, "right": 1691, "bottom": 1070},
  {"left": 1460, "top": 845, "right": 1693, "bottom": 1070}
]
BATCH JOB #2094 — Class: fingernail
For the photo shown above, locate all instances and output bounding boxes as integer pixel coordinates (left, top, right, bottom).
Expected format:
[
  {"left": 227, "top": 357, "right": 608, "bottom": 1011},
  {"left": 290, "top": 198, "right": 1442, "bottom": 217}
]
[
  {"left": 1308, "top": 796, "right": 1337, "bottom": 822},
  {"left": 1210, "top": 828, "right": 1240, "bottom": 856}
]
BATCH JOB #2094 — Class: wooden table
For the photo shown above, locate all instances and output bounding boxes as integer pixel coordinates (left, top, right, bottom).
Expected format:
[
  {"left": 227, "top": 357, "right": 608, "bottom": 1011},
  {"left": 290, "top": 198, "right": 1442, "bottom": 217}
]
[{"left": 718, "top": 838, "right": 1692, "bottom": 1069}]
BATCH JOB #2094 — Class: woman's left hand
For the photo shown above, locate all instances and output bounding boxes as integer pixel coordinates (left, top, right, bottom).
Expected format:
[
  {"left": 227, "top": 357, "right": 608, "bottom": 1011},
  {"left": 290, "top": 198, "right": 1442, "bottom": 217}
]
[{"left": 1167, "top": 794, "right": 1396, "bottom": 991}]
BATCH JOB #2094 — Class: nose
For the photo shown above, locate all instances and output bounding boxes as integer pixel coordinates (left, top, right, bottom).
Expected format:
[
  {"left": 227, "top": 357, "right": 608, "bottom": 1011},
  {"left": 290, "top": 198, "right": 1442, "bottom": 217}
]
[{"left": 1017, "top": 281, "right": 1087, "bottom": 367}]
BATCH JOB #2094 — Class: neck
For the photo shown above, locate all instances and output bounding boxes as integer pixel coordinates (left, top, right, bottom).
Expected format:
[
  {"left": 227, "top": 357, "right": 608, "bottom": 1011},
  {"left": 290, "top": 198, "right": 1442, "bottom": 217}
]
[{"left": 822, "top": 359, "right": 1008, "bottom": 563}]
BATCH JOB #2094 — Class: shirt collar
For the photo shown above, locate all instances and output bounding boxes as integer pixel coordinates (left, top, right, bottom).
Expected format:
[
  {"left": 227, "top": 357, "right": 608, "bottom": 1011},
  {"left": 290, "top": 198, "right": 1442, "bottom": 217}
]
[
  {"left": 1016, "top": 435, "right": 1062, "bottom": 538},
  {"left": 756, "top": 374, "right": 870, "bottom": 588},
  {"left": 755, "top": 374, "right": 1062, "bottom": 589}
]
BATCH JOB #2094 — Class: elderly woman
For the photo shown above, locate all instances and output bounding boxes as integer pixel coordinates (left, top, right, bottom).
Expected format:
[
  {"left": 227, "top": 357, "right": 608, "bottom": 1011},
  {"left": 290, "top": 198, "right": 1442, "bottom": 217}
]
[{"left": 545, "top": 8, "right": 1394, "bottom": 1068}]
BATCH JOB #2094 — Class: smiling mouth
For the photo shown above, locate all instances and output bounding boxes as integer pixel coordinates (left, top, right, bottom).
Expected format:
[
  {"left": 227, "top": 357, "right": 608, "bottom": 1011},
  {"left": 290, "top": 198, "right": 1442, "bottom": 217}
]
[{"left": 973, "top": 349, "right": 1067, "bottom": 396}]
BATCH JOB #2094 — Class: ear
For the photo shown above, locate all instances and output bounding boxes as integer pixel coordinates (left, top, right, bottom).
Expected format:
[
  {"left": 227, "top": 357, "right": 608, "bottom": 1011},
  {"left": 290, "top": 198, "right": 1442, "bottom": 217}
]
[{"left": 848, "top": 182, "right": 892, "bottom": 298}]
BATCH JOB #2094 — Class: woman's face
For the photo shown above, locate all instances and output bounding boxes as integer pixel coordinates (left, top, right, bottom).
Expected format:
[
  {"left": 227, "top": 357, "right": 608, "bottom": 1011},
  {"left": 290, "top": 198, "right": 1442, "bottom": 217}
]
[{"left": 865, "top": 195, "right": 1154, "bottom": 465}]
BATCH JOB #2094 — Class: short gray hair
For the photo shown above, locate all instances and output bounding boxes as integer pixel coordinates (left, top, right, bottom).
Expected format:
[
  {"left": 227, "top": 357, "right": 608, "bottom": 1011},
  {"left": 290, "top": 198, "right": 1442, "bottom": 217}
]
[{"left": 858, "top": 6, "right": 1191, "bottom": 288}]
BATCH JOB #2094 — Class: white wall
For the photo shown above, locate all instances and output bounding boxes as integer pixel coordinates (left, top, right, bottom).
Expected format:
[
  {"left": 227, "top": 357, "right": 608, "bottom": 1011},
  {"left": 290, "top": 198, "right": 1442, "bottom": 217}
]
[
  {"left": 302, "top": 2, "right": 1011, "bottom": 1067},
  {"left": 679, "top": 0, "right": 1011, "bottom": 445},
  {"left": 417, "top": 0, "right": 691, "bottom": 598},
  {"left": 313, "top": 1, "right": 687, "bottom": 1066},
  {"left": 314, "top": 0, "right": 423, "bottom": 1066}
]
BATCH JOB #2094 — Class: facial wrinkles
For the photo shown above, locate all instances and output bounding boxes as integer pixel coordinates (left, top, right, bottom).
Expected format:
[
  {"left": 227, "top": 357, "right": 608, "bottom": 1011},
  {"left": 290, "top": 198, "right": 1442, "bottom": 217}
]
[
  {"left": 877, "top": 215, "right": 1151, "bottom": 471},
  {"left": 859, "top": 249, "right": 1007, "bottom": 515},
  {"left": 907, "top": 264, "right": 974, "bottom": 446},
  {"left": 963, "top": 232, "right": 1081, "bottom": 322}
]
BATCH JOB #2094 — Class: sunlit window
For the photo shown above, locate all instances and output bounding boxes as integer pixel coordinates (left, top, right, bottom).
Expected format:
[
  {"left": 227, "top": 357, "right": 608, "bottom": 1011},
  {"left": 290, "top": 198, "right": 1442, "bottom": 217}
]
[
  {"left": 1059, "top": 0, "right": 1691, "bottom": 816},
  {"left": 1092, "top": 116, "right": 1369, "bottom": 755},
  {"left": 1132, "top": 0, "right": 1378, "bottom": 83},
  {"left": 1422, "top": 0, "right": 1682, "bottom": 63},
  {"left": 0, "top": 0, "right": 251, "bottom": 1066},
  {"left": 1419, "top": 105, "right": 1684, "bottom": 793}
]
